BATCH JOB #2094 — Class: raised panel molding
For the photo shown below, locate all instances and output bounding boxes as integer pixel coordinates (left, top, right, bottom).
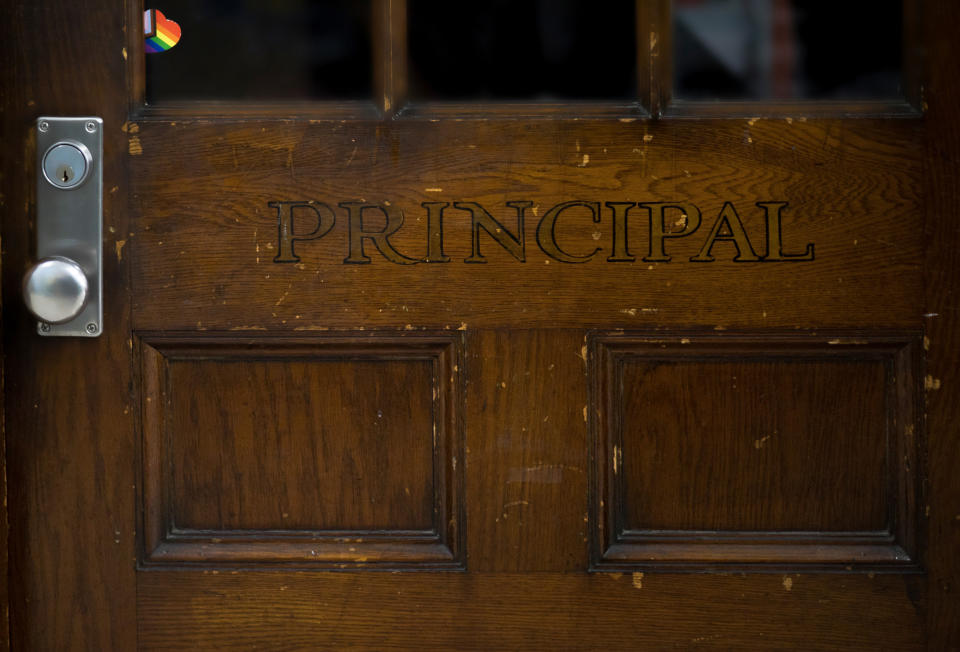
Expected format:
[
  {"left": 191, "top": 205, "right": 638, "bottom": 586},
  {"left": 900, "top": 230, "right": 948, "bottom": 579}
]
[
  {"left": 138, "top": 333, "right": 464, "bottom": 569},
  {"left": 589, "top": 333, "right": 923, "bottom": 572}
]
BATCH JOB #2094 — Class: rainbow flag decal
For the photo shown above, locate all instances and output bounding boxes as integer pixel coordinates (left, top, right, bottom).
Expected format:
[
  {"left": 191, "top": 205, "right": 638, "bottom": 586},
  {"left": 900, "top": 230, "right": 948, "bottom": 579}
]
[{"left": 144, "top": 9, "right": 181, "bottom": 53}]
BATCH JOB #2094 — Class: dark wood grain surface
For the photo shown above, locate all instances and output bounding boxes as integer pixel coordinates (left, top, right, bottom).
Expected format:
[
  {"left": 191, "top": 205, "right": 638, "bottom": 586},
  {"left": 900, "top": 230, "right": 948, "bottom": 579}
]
[
  {"left": 127, "top": 117, "right": 923, "bottom": 331},
  {"left": 619, "top": 357, "right": 888, "bottom": 532},
  {"left": 137, "top": 571, "right": 926, "bottom": 651},
  {"left": 1, "top": 0, "right": 138, "bottom": 650},
  {"left": 2, "top": 0, "right": 958, "bottom": 649},
  {"left": 922, "top": 1, "right": 960, "bottom": 647}
]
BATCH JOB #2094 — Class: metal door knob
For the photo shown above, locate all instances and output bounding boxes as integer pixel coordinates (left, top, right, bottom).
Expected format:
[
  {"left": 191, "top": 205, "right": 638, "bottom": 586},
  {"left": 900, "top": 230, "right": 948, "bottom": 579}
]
[{"left": 23, "top": 256, "right": 89, "bottom": 324}]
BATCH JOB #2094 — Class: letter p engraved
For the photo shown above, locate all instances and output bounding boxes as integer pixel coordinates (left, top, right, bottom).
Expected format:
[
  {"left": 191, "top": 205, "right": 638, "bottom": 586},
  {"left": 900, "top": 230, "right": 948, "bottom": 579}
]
[{"left": 271, "top": 201, "right": 336, "bottom": 263}]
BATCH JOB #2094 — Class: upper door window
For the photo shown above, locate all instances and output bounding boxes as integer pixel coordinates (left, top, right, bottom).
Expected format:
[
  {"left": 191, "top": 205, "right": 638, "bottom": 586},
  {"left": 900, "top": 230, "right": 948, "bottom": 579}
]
[
  {"left": 137, "top": 0, "right": 916, "bottom": 116},
  {"left": 673, "top": 0, "right": 903, "bottom": 101},
  {"left": 407, "top": 0, "right": 636, "bottom": 101},
  {"left": 144, "top": 0, "right": 372, "bottom": 103}
]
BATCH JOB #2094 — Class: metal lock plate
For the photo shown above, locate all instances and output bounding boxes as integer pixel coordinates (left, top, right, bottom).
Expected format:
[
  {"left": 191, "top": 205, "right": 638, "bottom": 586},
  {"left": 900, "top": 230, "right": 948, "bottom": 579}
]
[{"left": 35, "top": 117, "right": 103, "bottom": 336}]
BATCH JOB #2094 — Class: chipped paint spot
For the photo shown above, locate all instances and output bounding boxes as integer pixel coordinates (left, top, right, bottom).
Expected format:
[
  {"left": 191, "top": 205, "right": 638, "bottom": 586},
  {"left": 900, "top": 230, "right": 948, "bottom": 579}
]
[
  {"left": 230, "top": 326, "right": 267, "bottom": 331},
  {"left": 754, "top": 435, "right": 771, "bottom": 450},
  {"left": 621, "top": 308, "right": 638, "bottom": 317},
  {"left": 121, "top": 47, "right": 128, "bottom": 60},
  {"left": 613, "top": 445, "right": 621, "bottom": 474},
  {"left": 607, "top": 572, "right": 623, "bottom": 580},
  {"left": 649, "top": 30, "right": 658, "bottom": 52},
  {"left": 923, "top": 336, "right": 930, "bottom": 351},
  {"left": 925, "top": 375, "right": 942, "bottom": 391},
  {"left": 128, "top": 136, "right": 143, "bottom": 155},
  {"left": 632, "top": 572, "right": 644, "bottom": 589},
  {"left": 115, "top": 239, "right": 127, "bottom": 261},
  {"left": 580, "top": 344, "right": 588, "bottom": 363},
  {"left": 583, "top": 406, "right": 588, "bottom": 423},
  {"left": 680, "top": 338, "right": 691, "bottom": 344},
  {"left": 579, "top": 153, "right": 590, "bottom": 167},
  {"left": 643, "top": 134, "right": 653, "bottom": 143},
  {"left": 782, "top": 576, "right": 793, "bottom": 591},
  {"left": 747, "top": 117, "right": 760, "bottom": 127},
  {"left": 457, "top": 322, "right": 468, "bottom": 331},
  {"left": 424, "top": 188, "right": 443, "bottom": 193},
  {"left": 619, "top": 118, "right": 636, "bottom": 123}
]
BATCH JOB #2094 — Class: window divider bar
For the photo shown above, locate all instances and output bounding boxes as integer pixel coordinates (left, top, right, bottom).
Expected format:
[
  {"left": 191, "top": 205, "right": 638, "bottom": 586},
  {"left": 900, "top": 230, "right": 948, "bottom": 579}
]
[
  {"left": 901, "top": 0, "right": 924, "bottom": 111},
  {"left": 374, "top": 0, "right": 408, "bottom": 118},
  {"left": 638, "top": 0, "right": 671, "bottom": 118}
]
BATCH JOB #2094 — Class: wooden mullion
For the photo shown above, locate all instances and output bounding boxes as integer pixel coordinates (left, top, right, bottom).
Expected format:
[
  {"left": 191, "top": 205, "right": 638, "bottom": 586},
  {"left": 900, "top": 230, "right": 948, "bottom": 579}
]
[
  {"left": 901, "top": 0, "right": 924, "bottom": 111},
  {"left": 373, "top": 0, "right": 408, "bottom": 117},
  {"left": 638, "top": 0, "right": 671, "bottom": 118}
]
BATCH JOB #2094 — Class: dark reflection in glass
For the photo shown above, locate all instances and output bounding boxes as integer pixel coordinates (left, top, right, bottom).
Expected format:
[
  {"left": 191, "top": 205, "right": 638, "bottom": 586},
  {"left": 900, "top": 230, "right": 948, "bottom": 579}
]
[
  {"left": 145, "top": 0, "right": 371, "bottom": 103},
  {"left": 674, "top": 0, "right": 902, "bottom": 100},
  {"left": 408, "top": 0, "right": 636, "bottom": 101}
]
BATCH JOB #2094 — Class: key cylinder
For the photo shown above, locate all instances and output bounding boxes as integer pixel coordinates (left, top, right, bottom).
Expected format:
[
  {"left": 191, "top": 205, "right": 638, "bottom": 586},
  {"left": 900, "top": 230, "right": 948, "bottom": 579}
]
[{"left": 42, "top": 141, "right": 91, "bottom": 189}]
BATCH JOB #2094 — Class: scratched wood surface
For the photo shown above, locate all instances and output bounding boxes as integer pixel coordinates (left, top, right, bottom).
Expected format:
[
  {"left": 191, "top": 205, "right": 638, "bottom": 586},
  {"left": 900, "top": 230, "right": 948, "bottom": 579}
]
[
  {"left": 922, "top": 1, "right": 960, "bottom": 647},
  {"left": 1, "top": 0, "right": 138, "bottom": 650},
  {"left": 127, "top": 117, "right": 923, "bottom": 331},
  {"left": 2, "top": 0, "right": 959, "bottom": 650},
  {"left": 619, "top": 357, "right": 888, "bottom": 532},
  {"left": 136, "top": 571, "right": 926, "bottom": 651}
]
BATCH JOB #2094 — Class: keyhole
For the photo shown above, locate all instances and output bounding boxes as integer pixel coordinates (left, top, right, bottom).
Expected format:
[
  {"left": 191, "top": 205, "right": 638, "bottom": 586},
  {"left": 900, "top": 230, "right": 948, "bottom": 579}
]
[{"left": 55, "top": 164, "right": 74, "bottom": 185}]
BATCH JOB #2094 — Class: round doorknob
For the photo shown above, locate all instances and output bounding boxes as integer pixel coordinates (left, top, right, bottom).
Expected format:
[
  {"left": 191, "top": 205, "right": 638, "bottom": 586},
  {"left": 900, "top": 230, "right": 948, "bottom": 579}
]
[{"left": 23, "top": 256, "right": 89, "bottom": 324}]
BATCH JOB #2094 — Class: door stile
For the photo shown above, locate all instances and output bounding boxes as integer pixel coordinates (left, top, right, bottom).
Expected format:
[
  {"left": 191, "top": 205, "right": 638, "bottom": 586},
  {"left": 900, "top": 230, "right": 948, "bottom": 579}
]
[{"left": 922, "top": 2, "right": 960, "bottom": 647}]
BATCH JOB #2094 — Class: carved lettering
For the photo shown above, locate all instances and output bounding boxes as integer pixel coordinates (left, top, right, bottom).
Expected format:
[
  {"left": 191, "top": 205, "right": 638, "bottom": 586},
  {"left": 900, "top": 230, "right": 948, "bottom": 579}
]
[
  {"left": 422, "top": 201, "right": 451, "bottom": 263},
  {"left": 757, "top": 201, "right": 815, "bottom": 261},
  {"left": 456, "top": 201, "right": 530, "bottom": 263},
  {"left": 536, "top": 201, "right": 602, "bottom": 263},
  {"left": 271, "top": 201, "right": 336, "bottom": 263},
  {"left": 340, "top": 201, "right": 418, "bottom": 265},
  {"left": 606, "top": 202, "right": 637, "bottom": 262},
  {"left": 691, "top": 201, "right": 761, "bottom": 262},
  {"left": 269, "top": 199, "right": 818, "bottom": 266},
  {"left": 639, "top": 202, "right": 702, "bottom": 263}
]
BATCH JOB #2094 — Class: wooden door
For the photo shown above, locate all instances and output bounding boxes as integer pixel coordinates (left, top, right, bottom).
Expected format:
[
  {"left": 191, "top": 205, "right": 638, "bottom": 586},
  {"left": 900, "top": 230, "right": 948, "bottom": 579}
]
[{"left": 3, "top": 1, "right": 960, "bottom": 649}]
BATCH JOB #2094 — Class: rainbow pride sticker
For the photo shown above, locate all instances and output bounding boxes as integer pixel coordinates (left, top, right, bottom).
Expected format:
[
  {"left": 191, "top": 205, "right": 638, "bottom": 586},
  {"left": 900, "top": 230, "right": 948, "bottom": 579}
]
[{"left": 144, "top": 9, "right": 181, "bottom": 53}]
